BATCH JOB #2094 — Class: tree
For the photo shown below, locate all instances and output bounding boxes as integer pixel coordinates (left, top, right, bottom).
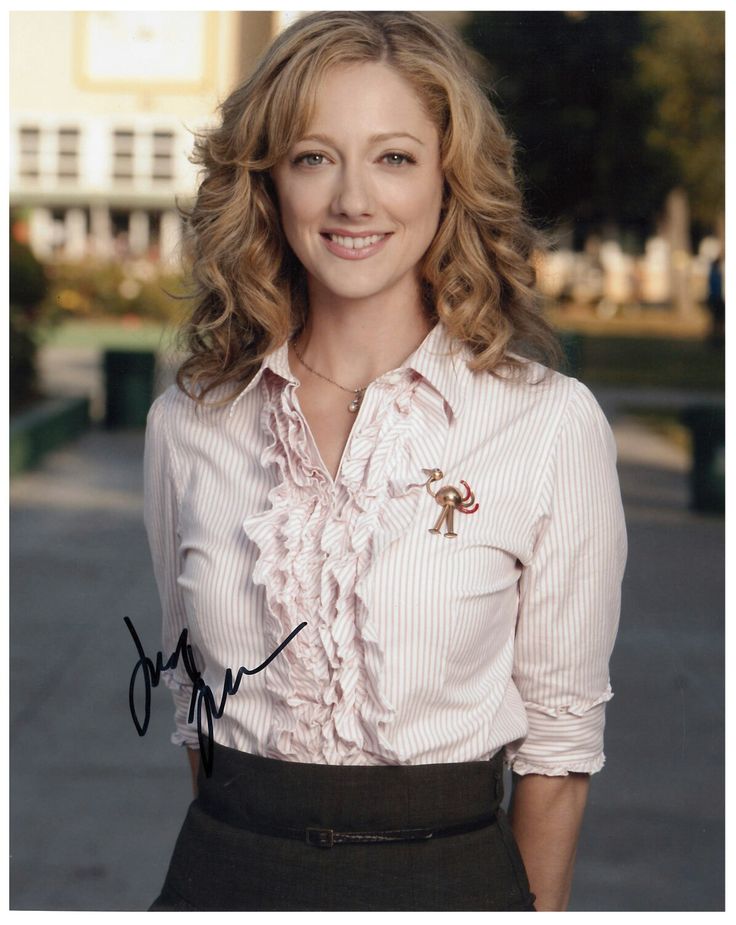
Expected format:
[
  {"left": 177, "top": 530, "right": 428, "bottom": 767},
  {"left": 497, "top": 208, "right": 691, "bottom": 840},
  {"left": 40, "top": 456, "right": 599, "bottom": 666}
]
[
  {"left": 635, "top": 12, "right": 724, "bottom": 236},
  {"left": 462, "top": 12, "right": 673, "bottom": 243}
]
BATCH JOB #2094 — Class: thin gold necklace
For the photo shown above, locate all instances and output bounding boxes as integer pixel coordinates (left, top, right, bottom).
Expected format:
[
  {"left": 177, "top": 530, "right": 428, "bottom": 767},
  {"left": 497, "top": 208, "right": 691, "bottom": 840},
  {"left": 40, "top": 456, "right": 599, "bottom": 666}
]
[{"left": 291, "top": 338, "right": 371, "bottom": 413}]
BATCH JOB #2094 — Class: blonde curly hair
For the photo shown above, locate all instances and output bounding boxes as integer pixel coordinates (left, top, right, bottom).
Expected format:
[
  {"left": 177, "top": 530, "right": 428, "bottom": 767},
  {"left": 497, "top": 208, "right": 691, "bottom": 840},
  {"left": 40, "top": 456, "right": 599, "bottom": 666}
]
[{"left": 176, "top": 10, "right": 561, "bottom": 405}]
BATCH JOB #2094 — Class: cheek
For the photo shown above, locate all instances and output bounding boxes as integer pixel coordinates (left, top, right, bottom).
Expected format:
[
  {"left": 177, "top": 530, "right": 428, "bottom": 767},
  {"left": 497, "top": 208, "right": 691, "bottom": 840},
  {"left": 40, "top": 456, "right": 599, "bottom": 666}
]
[
  {"left": 274, "top": 173, "right": 316, "bottom": 225},
  {"left": 283, "top": 188, "right": 326, "bottom": 239},
  {"left": 404, "top": 186, "right": 443, "bottom": 237}
]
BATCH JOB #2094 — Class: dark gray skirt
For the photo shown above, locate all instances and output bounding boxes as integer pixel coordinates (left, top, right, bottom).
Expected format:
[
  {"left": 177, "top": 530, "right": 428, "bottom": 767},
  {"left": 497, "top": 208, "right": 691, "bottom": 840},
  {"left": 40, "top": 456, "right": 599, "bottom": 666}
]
[{"left": 149, "top": 742, "right": 536, "bottom": 911}]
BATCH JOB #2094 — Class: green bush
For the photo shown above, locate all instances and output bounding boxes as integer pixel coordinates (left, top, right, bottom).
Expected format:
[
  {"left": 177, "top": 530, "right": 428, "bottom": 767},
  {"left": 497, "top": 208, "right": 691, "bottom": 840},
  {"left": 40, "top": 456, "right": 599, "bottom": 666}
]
[
  {"left": 10, "top": 238, "right": 48, "bottom": 413},
  {"left": 10, "top": 237, "right": 47, "bottom": 307},
  {"left": 40, "top": 260, "right": 190, "bottom": 326}
]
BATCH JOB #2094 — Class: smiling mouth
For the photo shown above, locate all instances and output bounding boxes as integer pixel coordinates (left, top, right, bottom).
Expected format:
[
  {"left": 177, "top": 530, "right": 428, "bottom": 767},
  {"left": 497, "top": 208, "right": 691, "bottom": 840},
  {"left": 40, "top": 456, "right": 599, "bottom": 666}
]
[{"left": 321, "top": 232, "right": 389, "bottom": 251}]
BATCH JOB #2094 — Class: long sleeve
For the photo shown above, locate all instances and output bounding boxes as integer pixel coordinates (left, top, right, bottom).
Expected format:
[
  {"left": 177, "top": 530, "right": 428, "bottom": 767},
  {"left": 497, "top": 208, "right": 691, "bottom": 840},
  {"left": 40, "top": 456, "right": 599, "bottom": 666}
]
[
  {"left": 505, "top": 380, "right": 627, "bottom": 776},
  {"left": 143, "top": 394, "right": 200, "bottom": 749}
]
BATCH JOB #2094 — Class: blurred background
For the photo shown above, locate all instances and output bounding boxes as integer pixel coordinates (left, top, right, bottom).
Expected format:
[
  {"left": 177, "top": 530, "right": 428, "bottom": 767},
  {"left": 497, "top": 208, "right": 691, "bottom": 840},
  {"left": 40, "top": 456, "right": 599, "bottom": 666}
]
[{"left": 9, "top": 10, "right": 724, "bottom": 911}]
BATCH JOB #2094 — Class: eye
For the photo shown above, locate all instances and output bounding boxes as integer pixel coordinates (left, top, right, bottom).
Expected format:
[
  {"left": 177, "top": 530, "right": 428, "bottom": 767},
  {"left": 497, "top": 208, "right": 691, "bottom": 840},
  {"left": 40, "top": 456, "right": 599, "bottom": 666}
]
[
  {"left": 293, "top": 152, "right": 327, "bottom": 167},
  {"left": 382, "top": 152, "right": 417, "bottom": 166}
]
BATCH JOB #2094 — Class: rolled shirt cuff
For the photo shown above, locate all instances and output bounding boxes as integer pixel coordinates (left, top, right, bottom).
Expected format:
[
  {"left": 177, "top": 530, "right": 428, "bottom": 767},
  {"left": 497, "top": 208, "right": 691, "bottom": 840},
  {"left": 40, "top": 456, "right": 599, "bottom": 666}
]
[
  {"left": 503, "top": 690, "right": 612, "bottom": 776},
  {"left": 162, "top": 673, "right": 200, "bottom": 749}
]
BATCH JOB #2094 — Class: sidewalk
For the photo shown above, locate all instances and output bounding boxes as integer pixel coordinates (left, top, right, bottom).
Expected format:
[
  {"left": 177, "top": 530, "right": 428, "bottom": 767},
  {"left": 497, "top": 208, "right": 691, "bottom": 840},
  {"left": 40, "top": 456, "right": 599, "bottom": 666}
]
[
  {"left": 10, "top": 359, "right": 724, "bottom": 910},
  {"left": 10, "top": 427, "right": 188, "bottom": 911}
]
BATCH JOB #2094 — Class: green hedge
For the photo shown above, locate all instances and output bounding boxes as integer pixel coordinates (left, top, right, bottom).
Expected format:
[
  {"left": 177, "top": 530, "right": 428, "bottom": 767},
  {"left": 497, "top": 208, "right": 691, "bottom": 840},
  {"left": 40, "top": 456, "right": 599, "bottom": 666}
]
[{"left": 41, "top": 260, "right": 189, "bottom": 326}]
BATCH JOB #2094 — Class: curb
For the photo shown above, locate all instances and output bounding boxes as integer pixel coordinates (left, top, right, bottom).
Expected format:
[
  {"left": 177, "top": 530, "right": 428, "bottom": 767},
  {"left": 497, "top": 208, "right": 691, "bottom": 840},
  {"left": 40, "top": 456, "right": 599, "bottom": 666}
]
[{"left": 10, "top": 396, "right": 91, "bottom": 476}]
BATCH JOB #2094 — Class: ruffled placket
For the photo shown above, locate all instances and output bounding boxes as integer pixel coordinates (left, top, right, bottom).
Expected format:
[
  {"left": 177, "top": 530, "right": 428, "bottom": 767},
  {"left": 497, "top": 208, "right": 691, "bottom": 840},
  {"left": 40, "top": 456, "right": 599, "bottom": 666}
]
[{"left": 242, "top": 366, "right": 453, "bottom": 764}]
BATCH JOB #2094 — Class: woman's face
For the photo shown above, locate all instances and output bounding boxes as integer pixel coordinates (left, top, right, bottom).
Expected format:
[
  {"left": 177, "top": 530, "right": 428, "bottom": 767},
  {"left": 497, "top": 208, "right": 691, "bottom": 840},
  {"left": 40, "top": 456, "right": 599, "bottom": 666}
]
[{"left": 271, "top": 62, "right": 444, "bottom": 311}]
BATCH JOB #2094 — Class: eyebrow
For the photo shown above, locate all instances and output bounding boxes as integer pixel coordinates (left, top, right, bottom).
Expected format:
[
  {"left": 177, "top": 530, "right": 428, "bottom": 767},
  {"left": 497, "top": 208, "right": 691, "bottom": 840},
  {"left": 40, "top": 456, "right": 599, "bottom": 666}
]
[{"left": 297, "top": 132, "right": 426, "bottom": 147}]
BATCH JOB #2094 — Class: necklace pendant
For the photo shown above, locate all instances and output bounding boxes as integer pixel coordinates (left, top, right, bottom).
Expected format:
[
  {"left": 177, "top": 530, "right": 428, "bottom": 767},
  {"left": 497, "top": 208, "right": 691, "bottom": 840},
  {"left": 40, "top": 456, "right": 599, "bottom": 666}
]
[{"left": 348, "top": 395, "right": 361, "bottom": 413}]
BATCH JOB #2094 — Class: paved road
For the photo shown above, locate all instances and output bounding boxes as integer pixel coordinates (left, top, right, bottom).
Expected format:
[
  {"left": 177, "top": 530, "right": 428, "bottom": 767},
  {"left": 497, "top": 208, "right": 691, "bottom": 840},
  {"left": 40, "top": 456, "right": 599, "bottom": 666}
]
[{"left": 10, "top": 354, "right": 724, "bottom": 911}]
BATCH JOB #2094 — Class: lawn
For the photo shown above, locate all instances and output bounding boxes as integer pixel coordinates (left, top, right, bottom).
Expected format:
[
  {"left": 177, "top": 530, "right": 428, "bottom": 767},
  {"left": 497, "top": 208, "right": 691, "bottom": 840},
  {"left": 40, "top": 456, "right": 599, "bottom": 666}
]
[
  {"left": 561, "top": 334, "right": 724, "bottom": 391},
  {"left": 39, "top": 319, "right": 724, "bottom": 392},
  {"left": 38, "top": 319, "right": 178, "bottom": 353}
]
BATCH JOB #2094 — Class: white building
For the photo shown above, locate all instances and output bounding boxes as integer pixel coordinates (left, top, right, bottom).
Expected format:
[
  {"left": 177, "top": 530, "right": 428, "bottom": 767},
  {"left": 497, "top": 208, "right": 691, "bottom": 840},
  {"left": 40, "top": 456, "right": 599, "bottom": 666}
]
[{"left": 9, "top": 11, "right": 276, "bottom": 266}]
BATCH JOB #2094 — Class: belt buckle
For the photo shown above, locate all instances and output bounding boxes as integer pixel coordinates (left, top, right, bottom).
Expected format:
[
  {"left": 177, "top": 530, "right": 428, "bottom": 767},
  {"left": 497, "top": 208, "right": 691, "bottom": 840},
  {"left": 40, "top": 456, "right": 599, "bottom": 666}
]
[{"left": 305, "top": 827, "right": 335, "bottom": 848}]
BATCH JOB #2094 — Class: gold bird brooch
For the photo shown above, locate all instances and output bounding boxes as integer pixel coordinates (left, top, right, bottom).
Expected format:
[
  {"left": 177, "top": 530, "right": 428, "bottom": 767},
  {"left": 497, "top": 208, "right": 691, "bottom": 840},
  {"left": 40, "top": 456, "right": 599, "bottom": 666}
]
[{"left": 421, "top": 467, "right": 479, "bottom": 538}]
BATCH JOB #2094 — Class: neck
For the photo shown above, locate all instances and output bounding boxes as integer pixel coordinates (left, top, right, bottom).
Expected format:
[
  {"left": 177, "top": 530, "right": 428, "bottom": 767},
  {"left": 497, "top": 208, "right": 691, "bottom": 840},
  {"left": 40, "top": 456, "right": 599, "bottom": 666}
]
[{"left": 291, "top": 291, "right": 434, "bottom": 389}]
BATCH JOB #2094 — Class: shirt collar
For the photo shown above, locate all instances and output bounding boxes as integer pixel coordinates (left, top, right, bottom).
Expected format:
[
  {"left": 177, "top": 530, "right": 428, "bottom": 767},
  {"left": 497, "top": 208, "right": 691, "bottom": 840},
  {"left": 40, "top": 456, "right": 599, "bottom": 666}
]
[{"left": 228, "top": 319, "right": 470, "bottom": 419}]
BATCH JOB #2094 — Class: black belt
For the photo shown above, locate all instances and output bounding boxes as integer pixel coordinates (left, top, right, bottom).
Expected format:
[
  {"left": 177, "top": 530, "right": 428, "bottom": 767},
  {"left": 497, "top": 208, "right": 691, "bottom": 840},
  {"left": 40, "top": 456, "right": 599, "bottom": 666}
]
[{"left": 235, "top": 812, "right": 498, "bottom": 848}]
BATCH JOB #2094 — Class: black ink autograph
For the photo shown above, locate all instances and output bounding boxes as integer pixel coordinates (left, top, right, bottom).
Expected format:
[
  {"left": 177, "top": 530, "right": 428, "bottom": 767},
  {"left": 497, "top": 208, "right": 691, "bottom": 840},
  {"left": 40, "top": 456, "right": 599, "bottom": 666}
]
[{"left": 124, "top": 616, "right": 307, "bottom": 777}]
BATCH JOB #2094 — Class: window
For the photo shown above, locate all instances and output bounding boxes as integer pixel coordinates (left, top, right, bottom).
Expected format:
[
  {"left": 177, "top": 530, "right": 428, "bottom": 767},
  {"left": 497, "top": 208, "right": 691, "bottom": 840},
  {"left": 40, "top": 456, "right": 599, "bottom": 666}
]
[
  {"left": 19, "top": 126, "right": 40, "bottom": 179},
  {"left": 58, "top": 127, "right": 80, "bottom": 180},
  {"left": 113, "top": 129, "right": 135, "bottom": 181},
  {"left": 152, "top": 130, "right": 174, "bottom": 182},
  {"left": 111, "top": 127, "right": 178, "bottom": 185}
]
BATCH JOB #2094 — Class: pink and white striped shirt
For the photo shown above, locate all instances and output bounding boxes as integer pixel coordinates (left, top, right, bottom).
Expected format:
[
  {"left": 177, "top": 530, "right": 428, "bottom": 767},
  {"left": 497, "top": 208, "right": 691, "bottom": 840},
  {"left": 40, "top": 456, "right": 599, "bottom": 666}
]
[{"left": 143, "top": 320, "right": 627, "bottom": 775}]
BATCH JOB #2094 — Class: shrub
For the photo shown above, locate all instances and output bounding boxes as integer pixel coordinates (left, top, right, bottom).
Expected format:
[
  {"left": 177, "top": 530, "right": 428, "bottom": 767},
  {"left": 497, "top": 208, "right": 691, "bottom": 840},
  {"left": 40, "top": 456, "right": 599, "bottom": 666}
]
[
  {"left": 40, "top": 260, "right": 190, "bottom": 326},
  {"left": 10, "top": 237, "right": 49, "bottom": 412}
]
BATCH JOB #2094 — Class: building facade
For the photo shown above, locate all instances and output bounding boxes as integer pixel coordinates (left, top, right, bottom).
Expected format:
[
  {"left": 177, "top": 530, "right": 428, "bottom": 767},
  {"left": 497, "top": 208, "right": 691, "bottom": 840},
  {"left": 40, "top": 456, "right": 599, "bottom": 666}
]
[{"left": 9, "top": 11, "right": 275, "bottom": 265}]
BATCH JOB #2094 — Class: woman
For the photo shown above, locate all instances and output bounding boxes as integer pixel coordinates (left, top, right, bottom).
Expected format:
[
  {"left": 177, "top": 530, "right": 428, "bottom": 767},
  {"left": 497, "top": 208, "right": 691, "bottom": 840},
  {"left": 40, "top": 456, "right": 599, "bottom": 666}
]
[{"left": 144, "top": 11, "right": 627, "bottom": 912}]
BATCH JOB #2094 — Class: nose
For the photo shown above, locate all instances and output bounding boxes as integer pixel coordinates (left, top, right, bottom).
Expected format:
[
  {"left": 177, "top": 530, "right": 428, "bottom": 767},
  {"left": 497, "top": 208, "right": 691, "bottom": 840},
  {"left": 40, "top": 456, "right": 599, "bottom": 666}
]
[{"left": 331, "top": 161, "right": 374, "bottom": 217}]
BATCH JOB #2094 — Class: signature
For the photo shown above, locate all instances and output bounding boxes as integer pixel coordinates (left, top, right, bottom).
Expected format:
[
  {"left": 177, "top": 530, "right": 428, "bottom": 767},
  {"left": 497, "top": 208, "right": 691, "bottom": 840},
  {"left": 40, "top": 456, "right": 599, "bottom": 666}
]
[{"left": 124, "top": 616, "right": 307, "bottom": 777}]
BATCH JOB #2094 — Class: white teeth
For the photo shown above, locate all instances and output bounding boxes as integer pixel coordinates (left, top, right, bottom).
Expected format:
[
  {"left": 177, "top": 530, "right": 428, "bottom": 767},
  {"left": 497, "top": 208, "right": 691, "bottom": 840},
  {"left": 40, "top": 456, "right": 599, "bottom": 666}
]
[{"left": 329, "top": 233, "right": 385, "bottom": 249}]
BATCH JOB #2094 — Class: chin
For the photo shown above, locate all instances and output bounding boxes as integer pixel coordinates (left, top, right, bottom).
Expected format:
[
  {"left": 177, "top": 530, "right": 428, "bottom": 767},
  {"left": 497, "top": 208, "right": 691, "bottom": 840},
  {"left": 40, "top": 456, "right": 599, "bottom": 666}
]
[
  {"left": 324, "top": 288, "right": 389, "bottom": 303},
  {"left": 311, "top": 274, "right": 397, "bottom": 303}
]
